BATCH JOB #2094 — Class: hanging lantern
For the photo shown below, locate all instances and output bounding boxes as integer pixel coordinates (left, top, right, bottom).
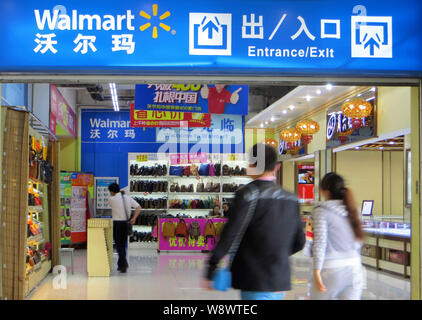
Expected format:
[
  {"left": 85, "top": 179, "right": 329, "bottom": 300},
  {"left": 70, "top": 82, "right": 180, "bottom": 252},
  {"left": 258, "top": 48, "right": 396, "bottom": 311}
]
[
  {"left": 288, "top": 145, "right": 303, "bottom": 155},
  {"left": 280, "top": 128, "right": 302, "bottom": 144},
  {"left": 342, "top": 98, "right": 373, "bottom": 129},
  {"left": 296, "top": 120, "right": 320, "bottom": 144},
  {"left": 338, "top": 129, "right": 355, "bottom": 144},
  {"left": 264, "top": 138, "right": 278, "bottom": 148}
]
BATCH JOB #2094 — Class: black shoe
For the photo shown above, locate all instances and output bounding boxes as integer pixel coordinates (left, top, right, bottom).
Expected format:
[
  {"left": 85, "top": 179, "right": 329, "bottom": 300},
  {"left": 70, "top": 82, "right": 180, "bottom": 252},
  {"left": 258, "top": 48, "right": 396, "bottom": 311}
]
[{"left": 120, "top": 268, "right": 127, "bottom": 273}]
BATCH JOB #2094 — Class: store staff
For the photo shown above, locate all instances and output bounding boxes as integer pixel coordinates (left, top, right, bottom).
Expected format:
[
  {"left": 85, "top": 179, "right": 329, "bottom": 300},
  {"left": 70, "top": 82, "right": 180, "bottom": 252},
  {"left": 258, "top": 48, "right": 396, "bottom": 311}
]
[
  {"left": 108, "top": 183, "right": 141, "bottom": 274},
  {"left": 222, "top": 203, "right": 231, "bottom": 218}
]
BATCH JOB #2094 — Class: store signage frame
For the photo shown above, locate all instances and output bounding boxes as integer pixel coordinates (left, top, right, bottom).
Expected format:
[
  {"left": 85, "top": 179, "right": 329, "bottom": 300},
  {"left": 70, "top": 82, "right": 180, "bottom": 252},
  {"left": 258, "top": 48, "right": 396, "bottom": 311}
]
[{"left": 0, "top": 0, "right": 422, "bottom": 77}]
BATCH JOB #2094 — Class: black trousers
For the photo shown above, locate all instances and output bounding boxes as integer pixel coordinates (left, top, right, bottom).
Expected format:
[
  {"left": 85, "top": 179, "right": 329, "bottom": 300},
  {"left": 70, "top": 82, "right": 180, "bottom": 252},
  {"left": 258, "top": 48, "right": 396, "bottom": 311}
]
[{"left": 113, "top": 221, "right": 128, "bottom": 270}]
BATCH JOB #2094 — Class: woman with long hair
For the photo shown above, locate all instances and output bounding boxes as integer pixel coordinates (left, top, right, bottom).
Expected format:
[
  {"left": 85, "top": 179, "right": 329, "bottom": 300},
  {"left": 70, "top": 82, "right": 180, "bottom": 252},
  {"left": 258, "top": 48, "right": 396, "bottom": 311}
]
[{"left": 311, "top": 172, "right": 364, "bottom": 300}]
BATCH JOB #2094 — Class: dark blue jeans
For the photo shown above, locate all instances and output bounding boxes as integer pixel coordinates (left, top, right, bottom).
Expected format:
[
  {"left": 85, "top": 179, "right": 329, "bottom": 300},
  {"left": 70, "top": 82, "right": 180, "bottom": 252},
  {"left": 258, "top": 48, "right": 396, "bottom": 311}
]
[{"left": 113, "top": 221, "right": 128, "bottom": 270}]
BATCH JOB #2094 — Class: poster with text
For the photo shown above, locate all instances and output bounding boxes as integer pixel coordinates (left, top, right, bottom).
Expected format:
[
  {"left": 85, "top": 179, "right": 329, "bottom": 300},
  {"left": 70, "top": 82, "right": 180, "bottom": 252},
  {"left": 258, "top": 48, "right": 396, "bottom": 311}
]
[
  {"left": 298, "top": 165, "right": 315, "bottom": 204},
  {"left": 134, "top": 84, "right": 248, "bottom": 116}
]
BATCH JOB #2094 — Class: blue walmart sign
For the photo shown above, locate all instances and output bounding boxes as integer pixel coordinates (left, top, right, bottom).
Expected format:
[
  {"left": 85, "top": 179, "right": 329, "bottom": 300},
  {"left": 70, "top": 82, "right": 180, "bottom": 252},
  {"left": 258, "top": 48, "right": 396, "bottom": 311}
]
[
  {"left": 81, "top": 109, "right": 244, "bottom": 188},
  {"left": 0, "top": 0, "right": 421, "bottom": 76}
]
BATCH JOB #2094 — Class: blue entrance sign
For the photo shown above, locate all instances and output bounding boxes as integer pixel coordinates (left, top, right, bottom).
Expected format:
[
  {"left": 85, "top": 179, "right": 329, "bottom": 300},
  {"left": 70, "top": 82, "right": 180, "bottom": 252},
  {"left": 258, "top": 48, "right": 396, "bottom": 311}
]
[{"left": 0, "top": 0, "right": 421, "bottom": 76}]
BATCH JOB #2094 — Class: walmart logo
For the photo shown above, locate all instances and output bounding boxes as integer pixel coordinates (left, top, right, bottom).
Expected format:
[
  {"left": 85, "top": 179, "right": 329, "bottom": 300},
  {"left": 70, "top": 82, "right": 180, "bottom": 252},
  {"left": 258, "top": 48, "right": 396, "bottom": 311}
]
[{"left": 139, "top": 4, "right": 175, "bottom": 39}]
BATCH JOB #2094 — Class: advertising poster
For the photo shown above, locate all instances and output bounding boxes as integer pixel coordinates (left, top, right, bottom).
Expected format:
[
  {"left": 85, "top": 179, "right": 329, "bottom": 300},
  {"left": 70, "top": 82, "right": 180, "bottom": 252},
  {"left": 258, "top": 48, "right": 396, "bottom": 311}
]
[
  {"left": 95, "top": 177, "right": 119, "bottom": 210},
  {"left": 50, "top": 84, "right": 77, "bottom": 138},
  {"left": 298, "top": 165, "right": 315, "bottom": 204},
  {"left": 130, "top": 105, "right": 212, "bottom": 128},
  {"left": 60, "top": 172, "right": 72, "bottom": 244},
  {"left": 158, "top": 218, "right": 227, "bottom": 251},
  {"left": 70, "top": 173, "right": 94, "bottom": 243},
  {"left": 134, "top": 84, "right": 249, "bottom": 116}
]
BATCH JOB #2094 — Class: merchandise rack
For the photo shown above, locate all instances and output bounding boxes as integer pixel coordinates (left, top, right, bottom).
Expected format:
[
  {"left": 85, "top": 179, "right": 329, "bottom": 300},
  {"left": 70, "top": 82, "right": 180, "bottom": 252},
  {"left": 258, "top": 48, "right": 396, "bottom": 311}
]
[
  {"left": 1, "top": 108, "right": 60, "bottom": 300},
  {"left": 128, "top": 152, "right": 252, "bottom": 219}
]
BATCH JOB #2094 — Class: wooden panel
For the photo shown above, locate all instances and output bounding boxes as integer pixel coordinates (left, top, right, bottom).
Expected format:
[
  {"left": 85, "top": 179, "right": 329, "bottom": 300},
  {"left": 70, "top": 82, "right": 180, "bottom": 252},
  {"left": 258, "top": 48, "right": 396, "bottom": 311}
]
[
  {"left": 361, "top": 256, "right": 377, "bottom": 267},
  {"left": 364, "top": 237, "right": 377, "bottom": 246},
  {"left": 1, "top": 109, "right": 29, "bottom": 300},
  {"left": 379, "top": 260, "right": 405, "bottom": 274},
  {"left": 378, "top": 238, "right": 405, "bottom": 251}
]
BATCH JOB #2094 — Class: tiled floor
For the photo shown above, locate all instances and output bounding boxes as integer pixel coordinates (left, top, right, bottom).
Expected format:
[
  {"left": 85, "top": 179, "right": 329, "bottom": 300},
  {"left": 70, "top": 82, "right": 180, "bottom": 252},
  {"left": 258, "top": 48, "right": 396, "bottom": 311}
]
[{"left": 27, "top": 243, "right": 411, "bottom": 300}]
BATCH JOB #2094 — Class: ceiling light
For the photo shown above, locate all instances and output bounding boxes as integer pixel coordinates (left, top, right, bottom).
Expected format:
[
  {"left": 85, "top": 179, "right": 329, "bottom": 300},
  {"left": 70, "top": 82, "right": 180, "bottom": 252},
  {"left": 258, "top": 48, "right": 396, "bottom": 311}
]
[
  {"left": 109, "top": 82, "right": 119, "bottom": 112},
  {"left": 270, "top": 117, "right": 275, "bottom": 122},
  {"left": 380, "top": 147, "right": 384, "bottom": 150},
  {"left": 265, "top": 121, "right": 269, "bottom": 125},
  {"left": 355, "top": 147, "right": 360, "bottom": 150},
  {"left": 316, "top": 89, "right": 322, "bottom": 95},
  {"left": 289, "top": 105, "right": 295, "bottom": 110},
  {"left": 390, "top": 141, "right": 395, "bottom": 145},
  {"left": 260, "top": 123, "right": 264, "bottom": 128},
  {"left": 282, "top": 110, "right": 288, "bottom": 114},
  {"left": 371, "top": 87, "right": 377, "bottom": 92},
  {"left": 326, "top": 83, "right": 333, "bottom": 91},
  {"left": 306, "top": 96, "right": 311, "bottom": 102},
  {"left": 366, "top": 97, "right": 375, "bottom": 102}
]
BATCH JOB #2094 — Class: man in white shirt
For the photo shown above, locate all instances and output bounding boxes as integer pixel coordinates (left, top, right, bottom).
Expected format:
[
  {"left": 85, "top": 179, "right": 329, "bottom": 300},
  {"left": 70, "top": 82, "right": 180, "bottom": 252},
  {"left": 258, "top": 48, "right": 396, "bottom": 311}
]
[{"left": 108, "top": 183, "right": 141, "bottom": 273}]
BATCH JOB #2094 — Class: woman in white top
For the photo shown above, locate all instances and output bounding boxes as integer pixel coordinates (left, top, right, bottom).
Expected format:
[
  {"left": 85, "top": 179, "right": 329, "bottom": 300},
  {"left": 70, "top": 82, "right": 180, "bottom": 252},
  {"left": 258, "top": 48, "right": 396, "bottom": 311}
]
[
  {"left": 108, "top": 183, "right": 141, "bottom": 273},
  {"left": 311, "top": 172, "right": 364, "bottom": 300}
]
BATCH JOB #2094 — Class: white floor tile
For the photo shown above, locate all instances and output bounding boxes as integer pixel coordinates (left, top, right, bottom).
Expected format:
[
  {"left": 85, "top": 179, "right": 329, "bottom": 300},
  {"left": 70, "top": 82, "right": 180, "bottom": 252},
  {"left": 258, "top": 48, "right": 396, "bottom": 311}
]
[{"left": 27, "top": 246, "right": 411, "bottom": 300}]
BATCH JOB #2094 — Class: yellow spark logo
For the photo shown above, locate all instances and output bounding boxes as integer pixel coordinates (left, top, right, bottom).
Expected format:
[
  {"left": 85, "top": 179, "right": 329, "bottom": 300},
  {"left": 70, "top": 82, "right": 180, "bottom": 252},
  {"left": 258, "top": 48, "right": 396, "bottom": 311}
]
[{"left": 140, "top": 4, "right": 173, "bottom": 39}]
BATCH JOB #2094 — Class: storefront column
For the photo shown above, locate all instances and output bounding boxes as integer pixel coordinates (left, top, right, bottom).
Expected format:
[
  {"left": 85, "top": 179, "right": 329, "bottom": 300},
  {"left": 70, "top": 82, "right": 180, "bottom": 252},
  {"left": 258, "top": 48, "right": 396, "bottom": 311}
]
[
  {"left": 411, "top": 85, "right": 421, "bottom": 300},
  {"left": 314, "top": 148, "right": 334, "bottom": 202}
]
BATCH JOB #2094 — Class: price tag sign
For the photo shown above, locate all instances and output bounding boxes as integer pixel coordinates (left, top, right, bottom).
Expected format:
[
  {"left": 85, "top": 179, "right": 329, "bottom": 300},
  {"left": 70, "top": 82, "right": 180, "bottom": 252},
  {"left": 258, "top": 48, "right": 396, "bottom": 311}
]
[
  {"left": 136, "top": 154, "right": 148, "bottom": 162},
  {"left": 228, "top": 154, "right": 238, "bottom": 161}
]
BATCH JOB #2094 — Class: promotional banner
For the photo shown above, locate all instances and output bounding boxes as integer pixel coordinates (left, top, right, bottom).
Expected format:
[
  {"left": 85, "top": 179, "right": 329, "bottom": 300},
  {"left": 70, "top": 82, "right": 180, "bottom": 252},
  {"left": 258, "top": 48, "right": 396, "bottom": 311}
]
[
  {"left": 297, "top": 165, "right": 315, "bottom": 204},
  {"left": 134, "top": 84, "right": 249, "bottom": 115},
  {"left": 70, "top": 173, "right": 94, "bottom": 243},
  {"left": 130, "top": 105, "right": 212, "bottom": 128},
  {"left": 60, "top": 172, "right": 72, "bottom": 244},
  {"left": 170, "top": 153, "right": 207, "bottom": 165},
  {"left": 0, "top": 0, "right": 422, "bottom": 76},
  {"left": 95, "top": 177, "right": 119, "bottom": 210},
  {"left": 158, "top": 218, "right": 228, "bottom": 251},
  {"left": 50, "top": 84, "right": 77, "bottom": 138}
]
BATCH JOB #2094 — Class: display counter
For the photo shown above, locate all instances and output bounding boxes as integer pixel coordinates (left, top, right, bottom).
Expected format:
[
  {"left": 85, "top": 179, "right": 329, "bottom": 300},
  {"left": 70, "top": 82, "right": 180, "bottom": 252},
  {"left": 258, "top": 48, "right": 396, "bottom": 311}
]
[
  {"left": 158, "top": 218, "right": 228, "bottom": 252},
  {"left": 362, "top": 220, "right": 411, "bottom": 278}
]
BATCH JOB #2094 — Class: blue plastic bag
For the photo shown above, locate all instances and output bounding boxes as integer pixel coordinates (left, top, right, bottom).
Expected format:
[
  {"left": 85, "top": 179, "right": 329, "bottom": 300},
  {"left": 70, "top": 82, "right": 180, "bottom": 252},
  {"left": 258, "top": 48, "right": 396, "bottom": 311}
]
[{"left": 212, "top": 267, "right": 232, "bottom": 291}]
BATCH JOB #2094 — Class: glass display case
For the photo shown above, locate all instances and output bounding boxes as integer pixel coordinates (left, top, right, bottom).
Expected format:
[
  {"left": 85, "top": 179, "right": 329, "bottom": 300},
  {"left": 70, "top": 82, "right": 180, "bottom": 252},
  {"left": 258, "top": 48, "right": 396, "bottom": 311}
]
[{"left": 361, "top": 218, "right": 411, "bottom": 278}]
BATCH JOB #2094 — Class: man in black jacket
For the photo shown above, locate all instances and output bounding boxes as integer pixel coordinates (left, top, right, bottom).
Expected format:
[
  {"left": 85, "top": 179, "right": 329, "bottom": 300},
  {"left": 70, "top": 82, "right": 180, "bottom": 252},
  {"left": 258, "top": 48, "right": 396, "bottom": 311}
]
[{"left": 204, "top": 144, "right": 305, "bottom": 300}]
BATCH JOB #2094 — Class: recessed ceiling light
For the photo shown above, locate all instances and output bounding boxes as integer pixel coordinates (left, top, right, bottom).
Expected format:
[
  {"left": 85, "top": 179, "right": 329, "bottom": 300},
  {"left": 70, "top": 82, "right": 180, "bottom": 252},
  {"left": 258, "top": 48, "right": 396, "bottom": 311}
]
[
  {"left": 371, "top": 87, "right": 377, "bottom": 92},
  {"left": 289, "top": 105, "right": 295, "bottom": 110},
  {"left": 270, "top": 117, "right": 275, "bottom": 122},
  {"left": 326, "top": 84, "right": 333, "bottom": 91},
  {"left": 306, "top": 96, "right": 311, "bottom": 102},
  {"left": 265, "top": 121, "right": 269, "bottom": 125},
  {"left": 355, "top": 147, "right": 360, "bottom": 150},
  {"left": 316, "top": 89, "right": 322, "bottom": 95},
  {"left": 390, "top": 141, "right": 395, "bottom": 145},
  {"left": 282, "top": 110, "right": 288, "bottom": 114},
  {"left": 260, "top": 123, "right": 264, "bottom": 128},
  {"left": 380, "top": 147, "right": 384, "bottom": 150}
]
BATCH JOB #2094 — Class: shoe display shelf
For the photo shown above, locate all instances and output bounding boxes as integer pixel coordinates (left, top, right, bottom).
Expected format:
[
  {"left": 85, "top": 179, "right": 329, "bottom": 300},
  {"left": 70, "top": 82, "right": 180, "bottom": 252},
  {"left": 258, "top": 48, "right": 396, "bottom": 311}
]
[
  {"left": 128, "top": 153, "right": 252, "bottom": 218},
  {"left": 87, "top": 218, "right": 113, "bottom": 277}
]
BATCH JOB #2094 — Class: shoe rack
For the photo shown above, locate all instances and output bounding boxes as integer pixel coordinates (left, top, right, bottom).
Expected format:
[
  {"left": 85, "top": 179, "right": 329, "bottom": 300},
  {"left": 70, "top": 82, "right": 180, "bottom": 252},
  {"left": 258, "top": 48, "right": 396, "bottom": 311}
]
[{"left": 127, "top": 153, "right": 253, "bottom": 233}]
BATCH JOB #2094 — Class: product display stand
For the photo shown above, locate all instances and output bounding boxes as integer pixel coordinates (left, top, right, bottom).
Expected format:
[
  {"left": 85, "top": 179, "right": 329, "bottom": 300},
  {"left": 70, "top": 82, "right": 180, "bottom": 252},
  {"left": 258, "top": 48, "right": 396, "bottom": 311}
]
[
  {"left": 0, "top": 108, "right": 59, "bottom": 300},
  {"left": 87, "top": 218, "right": 113, "bottom": 277},
  {"left": 127, "top": 153, "right": 252, "bottom": 248}
]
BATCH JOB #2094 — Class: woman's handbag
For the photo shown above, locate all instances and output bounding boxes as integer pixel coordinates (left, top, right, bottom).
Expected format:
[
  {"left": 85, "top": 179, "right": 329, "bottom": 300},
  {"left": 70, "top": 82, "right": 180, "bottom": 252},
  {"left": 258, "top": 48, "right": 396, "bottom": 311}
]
[
  {"left": 212, "top": 185, "right": 259, "bottom": 292},
  {"left": 169, "top": 166, "right": 184, "bottom": 176},
  {"left": 121, "top": 193, "right": 133, "bottom": 236}
]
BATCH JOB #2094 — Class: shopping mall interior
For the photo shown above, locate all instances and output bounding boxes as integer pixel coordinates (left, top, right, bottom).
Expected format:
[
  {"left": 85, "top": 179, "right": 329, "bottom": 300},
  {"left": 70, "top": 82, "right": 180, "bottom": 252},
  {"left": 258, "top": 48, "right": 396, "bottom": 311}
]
[{"left": 0, "top": 82, "right": 418, "bottom": 300}]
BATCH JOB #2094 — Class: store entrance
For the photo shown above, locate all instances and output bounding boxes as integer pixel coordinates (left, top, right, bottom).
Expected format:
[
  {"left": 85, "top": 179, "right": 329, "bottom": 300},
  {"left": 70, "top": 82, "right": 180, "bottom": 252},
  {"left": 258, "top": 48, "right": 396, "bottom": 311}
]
[{"left": 0, "top": 80, "right": 420, "bottom": 300}]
